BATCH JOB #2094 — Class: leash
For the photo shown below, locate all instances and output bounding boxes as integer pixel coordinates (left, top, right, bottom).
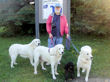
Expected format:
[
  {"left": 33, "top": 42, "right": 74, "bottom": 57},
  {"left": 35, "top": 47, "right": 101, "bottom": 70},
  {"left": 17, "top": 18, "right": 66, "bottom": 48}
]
[
  {"left": 49, "top": 36, "right": 79, "bottom": 54},
  {"left": 48, "top": 37, "right": 54, "bottom": 53},
  {"left": 70, "top": 40, "right": 79, "bottom": 54},
  {"left": 66, "top": 37, "right": 79, "bottom": 54},
  {"left": 51, "top": 38, "right": 54, "bottom": 46}
]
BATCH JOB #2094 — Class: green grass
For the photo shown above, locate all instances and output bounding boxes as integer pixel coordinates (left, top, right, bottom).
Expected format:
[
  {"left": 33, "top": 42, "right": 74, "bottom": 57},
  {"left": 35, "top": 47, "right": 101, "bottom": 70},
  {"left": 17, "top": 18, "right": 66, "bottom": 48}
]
[{"left": 0, "top": 34, "right": 110, "bottom": 82}]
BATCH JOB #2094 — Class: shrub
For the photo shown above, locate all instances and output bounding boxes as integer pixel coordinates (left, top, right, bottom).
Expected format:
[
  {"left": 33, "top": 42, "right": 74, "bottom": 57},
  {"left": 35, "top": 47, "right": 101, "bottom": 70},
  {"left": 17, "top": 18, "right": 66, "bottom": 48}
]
[{"left": 71, "top": 0, "right": 110, "bottom": 36}]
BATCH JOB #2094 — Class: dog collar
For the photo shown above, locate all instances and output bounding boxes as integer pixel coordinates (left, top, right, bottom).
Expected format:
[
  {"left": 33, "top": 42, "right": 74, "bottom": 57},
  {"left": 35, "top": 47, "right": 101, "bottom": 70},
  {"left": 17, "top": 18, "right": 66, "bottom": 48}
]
[{"left": 48, "top": 48, "right": 50, "bottom": 53}]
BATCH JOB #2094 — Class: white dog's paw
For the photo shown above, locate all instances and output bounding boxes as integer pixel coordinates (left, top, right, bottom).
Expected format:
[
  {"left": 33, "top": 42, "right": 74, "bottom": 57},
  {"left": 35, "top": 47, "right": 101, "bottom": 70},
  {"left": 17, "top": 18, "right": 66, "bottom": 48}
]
[
  {"left": 32, "top": 64, "right": 34, "bottom": 66},
  {"left": 77, "top": 73, "right": 80, "bottom": 77},
  {"left": 14, "top": 62, "right": 17, "bottom": 65},
  {"left": 34, "top": 71, "right": 37, "bottom": 75},
  {"left": 31, "top": 63, "right": 34, "bottom": 66},
  {"left": 55, "top": 72, "right": 59, "bottom": 75},
  {"left": 85, "top": 77, "right": 88, "bottom": 82},
  {"left": 82, "top": 69, "right": 85, "bottom": 73},
  {"left": 53, "top": 76, "right": 56, "bottom": 80},
  {"left": 46, "top": 63, "right": 50, "bottom": 65},
  {"left": 42, "top": 67, "right": 47, "bottom": 71},
  {"left": 11, "top": 66, "right": 15, "bottom": 68},
  {"left": 58, "top": 62, "right": 61, "bottom": 65}
]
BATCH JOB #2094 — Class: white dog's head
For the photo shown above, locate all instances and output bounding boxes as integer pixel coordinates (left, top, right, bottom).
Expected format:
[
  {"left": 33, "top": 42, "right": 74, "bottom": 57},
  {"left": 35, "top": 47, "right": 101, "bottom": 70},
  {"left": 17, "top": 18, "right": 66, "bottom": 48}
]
[
  {"left": 80, "top": 46, "right": 93, "bottom": 60},
  {"left": 31, "top": 39, "right": 40, "bottom": 47},
  {"left": 50, "top": 44, "right": 64, "bottom": 56},
  {"left": 55, "top": 44, "right": 64, "bottom": 55}
]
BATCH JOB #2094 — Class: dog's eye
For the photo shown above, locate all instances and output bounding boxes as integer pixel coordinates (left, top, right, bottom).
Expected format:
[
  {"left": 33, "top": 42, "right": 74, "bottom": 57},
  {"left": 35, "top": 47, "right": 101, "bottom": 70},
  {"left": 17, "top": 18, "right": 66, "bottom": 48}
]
[
  {"left": 59, "top": 48, "right": 60, "bottom": 50},
  {"left": 87, "top": 53, "right": 89, "bottom": 55}
]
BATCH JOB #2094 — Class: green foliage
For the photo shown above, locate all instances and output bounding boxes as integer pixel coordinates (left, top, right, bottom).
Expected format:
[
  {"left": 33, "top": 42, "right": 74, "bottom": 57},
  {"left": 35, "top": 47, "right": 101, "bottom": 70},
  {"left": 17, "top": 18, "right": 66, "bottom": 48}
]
[
  {"left": 71, "top": 0, "right": 110, "bottom": 35},
  {"left": 16, "top": 5, "right": 35, "bottom": 25},
  {"left": 1, "top": 0, "right": 110, "bottom": 36},
  {"left": 0, "top": 0, "right": 35, "bottom": 37}
]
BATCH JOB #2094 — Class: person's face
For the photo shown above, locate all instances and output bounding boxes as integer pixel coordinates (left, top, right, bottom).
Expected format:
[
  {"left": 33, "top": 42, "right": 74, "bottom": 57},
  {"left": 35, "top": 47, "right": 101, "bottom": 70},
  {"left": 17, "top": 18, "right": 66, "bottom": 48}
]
[{"left": 55, "top": 7, "right": 61, "bottom": 15}]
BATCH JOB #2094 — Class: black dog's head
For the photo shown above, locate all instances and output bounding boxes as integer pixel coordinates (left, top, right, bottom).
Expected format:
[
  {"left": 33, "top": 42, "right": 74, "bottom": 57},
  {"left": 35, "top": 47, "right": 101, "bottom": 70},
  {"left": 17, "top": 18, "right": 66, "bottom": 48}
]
[
  {"left": 64, "top": 62, "right": 74, "bottom": 73},
  {"left": 64, "top": 62, "right": 75, "bottom": 80}
]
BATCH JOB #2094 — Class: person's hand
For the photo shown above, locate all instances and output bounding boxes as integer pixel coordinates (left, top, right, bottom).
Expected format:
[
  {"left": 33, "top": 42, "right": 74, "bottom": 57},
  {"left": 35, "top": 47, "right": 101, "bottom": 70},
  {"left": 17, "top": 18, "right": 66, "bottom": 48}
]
[
  {"left": 49, "top": 33, "right": 53, "bottom": 38},
  {"left": 66, "top": 34, "right": 69, "bottom": 38}
]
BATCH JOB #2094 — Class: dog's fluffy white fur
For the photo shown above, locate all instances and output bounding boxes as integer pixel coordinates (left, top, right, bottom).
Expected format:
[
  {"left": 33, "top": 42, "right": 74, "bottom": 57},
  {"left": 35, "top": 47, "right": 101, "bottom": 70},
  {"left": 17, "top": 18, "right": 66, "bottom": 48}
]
[
  {"left": 9, "top": 39, "right": 40, "bottom": 68},
  {"left": 77, "top": 45, "right": 93, "bottom": 82},
  {"left": 33, "top": 44, "right": 64, "bottom": 80}
]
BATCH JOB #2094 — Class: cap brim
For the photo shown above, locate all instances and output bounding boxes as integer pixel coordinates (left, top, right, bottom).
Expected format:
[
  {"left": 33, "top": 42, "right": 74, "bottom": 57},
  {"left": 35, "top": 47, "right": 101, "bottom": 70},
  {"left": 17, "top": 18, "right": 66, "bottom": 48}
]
[{"left": 55, "top": 6, "right": 61, "bottom": 7}]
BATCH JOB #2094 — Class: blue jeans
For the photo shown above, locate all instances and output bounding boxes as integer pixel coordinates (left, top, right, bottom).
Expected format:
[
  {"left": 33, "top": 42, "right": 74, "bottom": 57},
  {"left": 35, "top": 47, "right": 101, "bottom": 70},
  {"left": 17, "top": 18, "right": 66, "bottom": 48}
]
[{"left": 48, "top": 37, "right": 63, "bottom": 48}]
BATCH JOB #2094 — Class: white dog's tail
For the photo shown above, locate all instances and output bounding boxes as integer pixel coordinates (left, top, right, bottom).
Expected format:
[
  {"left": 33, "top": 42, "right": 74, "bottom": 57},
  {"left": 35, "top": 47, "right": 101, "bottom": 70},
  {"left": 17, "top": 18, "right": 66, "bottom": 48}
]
[
  {"left": 33, "top": 51, "right": 41, "bottom": 67},
  {"left": 9, "top": 45, "right": 18, "bottom": 68},
  {"left": 34, "top": 52, "right": 40, "bottom": 63},
  {"left": 33, "top": 51, "right": 41, "bottom": 74}
]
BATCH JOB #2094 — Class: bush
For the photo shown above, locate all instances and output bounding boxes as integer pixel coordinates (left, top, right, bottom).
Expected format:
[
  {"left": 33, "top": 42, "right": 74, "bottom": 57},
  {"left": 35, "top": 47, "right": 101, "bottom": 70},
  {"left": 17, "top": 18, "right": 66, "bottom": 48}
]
[
  {"left": 71, "top": 0, "right": 110, "bottom": 36},
  {"left": 0, "top": 0, "right": 36, "bottom": 37}
]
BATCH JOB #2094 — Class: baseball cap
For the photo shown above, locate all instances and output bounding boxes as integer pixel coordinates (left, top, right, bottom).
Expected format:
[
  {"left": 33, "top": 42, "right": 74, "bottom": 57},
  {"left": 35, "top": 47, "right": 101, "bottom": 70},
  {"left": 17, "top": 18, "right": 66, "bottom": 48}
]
[{"left": 55, "top": 3, "right": 61, "bottom": 7}]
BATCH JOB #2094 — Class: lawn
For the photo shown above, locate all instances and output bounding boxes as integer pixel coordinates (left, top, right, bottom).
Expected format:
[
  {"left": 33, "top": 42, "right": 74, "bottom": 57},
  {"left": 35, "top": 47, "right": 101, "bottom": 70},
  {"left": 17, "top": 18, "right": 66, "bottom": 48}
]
[{"left": 0, "top": 34, "right": 110, "bottom": 82}]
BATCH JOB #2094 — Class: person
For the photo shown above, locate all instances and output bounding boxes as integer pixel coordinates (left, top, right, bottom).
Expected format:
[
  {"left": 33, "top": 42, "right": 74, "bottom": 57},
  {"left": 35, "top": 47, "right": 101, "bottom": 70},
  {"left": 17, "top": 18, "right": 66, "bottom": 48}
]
[{"left": 46, "top": 3, "right": 69, "bottom": 48}]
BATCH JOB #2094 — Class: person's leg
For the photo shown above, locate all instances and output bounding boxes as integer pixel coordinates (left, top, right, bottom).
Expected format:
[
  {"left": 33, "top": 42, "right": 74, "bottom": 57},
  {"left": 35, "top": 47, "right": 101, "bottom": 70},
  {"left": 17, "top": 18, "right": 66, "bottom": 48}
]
[
  {"left": 56, "top": 37, "right": 63, "bottom": 45},
  {"left": 47, "top": 37, "right": 56, "bottom": 65},
  {"left": 56, "top": 37, "right": 63, "bottom": 64},
  {"left": 48, "top": 37, "right": 56, "bottom": 48},
  {"left": 53, "top": 37, "right": 57, "bottom": 46}
]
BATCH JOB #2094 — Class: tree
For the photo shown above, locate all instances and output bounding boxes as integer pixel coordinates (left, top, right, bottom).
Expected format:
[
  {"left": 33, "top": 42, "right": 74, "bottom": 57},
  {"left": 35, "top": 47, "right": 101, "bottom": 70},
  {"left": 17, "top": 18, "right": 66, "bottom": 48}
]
[
  {"left": 0, "top": 0, "right": 35, "bottom": 37},
  {"left": 71, "top": 0, "right": 110, "bottom": 35}
]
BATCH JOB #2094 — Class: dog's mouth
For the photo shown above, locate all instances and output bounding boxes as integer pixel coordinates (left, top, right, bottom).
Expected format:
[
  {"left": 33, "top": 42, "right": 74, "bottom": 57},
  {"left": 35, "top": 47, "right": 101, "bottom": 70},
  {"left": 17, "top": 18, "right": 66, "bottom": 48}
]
[
  {"left": 59, "top": 54, "right": 62, "bottom": 55},
  {"left": 86, "top": 57, "right": 93, "bottom": 61},
  {"left": 38, "top": 43, "right": 40, "bottom": 46},
  {"left": 91, "top": 57, "right": 93, "bottom": 60},
  {"left": 60, "top": 52, "right": 64, "bottom": 55},
  {"left": 90, "top": 56, "right": 93, "bottom": 60}
]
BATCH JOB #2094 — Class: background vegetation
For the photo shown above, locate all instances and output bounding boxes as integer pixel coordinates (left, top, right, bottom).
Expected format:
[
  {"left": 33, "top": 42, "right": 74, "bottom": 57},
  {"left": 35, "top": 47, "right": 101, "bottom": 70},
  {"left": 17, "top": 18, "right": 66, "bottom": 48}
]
[
  {"left": 71, "top": 0, "right": 110, "bottom": 35},
  {"left": 0, "top": 0, "right": 110, "bottom": 81},
  {"left": 0, "top": 0, "right": 110, "bottom": 37}
]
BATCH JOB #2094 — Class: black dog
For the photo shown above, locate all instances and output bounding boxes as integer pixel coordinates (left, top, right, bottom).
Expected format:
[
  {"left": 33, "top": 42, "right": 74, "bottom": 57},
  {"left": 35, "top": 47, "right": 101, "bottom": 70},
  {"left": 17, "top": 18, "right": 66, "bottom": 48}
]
[{"left": 64, "top": 62, "right": 75, "bottom": 81}]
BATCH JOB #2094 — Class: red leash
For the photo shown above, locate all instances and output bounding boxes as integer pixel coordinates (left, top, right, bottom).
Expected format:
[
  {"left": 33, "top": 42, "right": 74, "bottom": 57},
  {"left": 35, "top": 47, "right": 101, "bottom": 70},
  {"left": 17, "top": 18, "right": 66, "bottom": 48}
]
[{"left": 48, "top": 37, "right": 54, "bottom": 53}]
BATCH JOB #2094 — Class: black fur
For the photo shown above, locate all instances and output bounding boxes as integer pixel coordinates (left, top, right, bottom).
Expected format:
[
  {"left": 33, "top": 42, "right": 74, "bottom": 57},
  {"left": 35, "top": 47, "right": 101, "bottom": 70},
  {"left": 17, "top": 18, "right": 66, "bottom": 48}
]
[{"left": 64, "top": 62, "right": 75, "bottom": 81}]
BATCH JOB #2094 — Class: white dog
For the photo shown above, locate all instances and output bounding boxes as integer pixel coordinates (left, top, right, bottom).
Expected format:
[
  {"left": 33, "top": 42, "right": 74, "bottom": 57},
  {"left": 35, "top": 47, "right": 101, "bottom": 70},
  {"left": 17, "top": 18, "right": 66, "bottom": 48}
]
[
  {"left": 33, "top": 44, "right": 64, "bottom": 80},
  {"left": 9, "top": 39, "right": 40, "bottom": 68},
  {"left": 77, "top": 46, "right": 93, "bottom": 82}
]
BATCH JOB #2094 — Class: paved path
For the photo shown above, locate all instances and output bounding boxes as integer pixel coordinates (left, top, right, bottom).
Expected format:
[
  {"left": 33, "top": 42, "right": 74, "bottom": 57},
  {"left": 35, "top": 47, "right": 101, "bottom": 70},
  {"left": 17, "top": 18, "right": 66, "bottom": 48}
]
[{"left": 66, "top": 77, "right": 110, "bottom": 82}]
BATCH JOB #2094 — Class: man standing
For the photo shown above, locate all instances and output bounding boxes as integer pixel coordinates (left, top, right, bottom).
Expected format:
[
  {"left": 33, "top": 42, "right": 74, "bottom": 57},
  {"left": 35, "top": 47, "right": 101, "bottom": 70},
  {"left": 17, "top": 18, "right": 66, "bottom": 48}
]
[{"left": 46, "top": 3, "right": 69, "bottom": 48}]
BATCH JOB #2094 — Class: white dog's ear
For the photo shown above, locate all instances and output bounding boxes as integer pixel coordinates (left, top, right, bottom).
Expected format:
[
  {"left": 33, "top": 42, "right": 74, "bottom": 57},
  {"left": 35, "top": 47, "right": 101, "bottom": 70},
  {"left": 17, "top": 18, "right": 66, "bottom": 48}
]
[
  {"left": 79, "top": 51, "right": 83, "bottom": 55},
  {"left": 50, "top": 48, "right": 56, "bottom": 56},
  {"left": 50, "top": 46, "right": 58, "bottom": 56},
  {"left": 30, "top": 40, "right": 37, "bottom": 49},
  {"left": 55, "top": 45, "right": 59, "bottom": 54},
  {"left": 32, "top": 40, "right": 35, "bottom": 45}
]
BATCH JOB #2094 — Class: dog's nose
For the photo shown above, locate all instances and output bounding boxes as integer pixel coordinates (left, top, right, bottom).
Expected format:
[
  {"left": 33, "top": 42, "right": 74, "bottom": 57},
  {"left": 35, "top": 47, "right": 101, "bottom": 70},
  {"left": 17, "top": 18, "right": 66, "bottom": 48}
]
[
  {"left": 62, "top": 52, "right": 64, "bottom": 54},
  {"left": 91, "top": 57, "right": 93, "bottom": 59},
  {"left": 38, "top": 43, "right": 40, "bottom": 45}
]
